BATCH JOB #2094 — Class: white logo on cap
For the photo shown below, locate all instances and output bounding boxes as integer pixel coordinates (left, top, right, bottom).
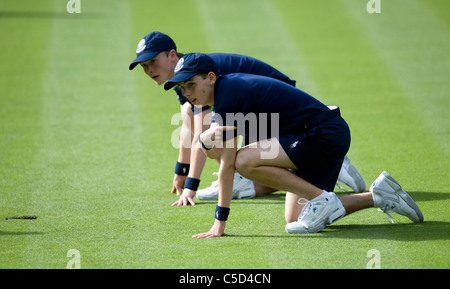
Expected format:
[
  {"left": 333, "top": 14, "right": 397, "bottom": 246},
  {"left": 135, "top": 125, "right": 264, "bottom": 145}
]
[
  {"left": 136, "top": 38, "right": 146, "bottom": 53},
  {"left": 174, "top": 58, "right": 184, "bottom": 72}
]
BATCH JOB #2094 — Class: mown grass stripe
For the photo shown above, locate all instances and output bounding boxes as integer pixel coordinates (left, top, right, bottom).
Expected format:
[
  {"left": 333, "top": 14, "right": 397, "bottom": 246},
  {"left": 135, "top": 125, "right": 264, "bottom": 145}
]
[{"left": 342, "top": 0, "right": 450, "bottom": 157}]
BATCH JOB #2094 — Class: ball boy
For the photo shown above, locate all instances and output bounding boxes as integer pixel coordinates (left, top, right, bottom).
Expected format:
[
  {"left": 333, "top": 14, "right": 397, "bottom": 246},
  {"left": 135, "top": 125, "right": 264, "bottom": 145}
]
[{"left": 164, "top": 53, "right": 423, "bottom": 237}]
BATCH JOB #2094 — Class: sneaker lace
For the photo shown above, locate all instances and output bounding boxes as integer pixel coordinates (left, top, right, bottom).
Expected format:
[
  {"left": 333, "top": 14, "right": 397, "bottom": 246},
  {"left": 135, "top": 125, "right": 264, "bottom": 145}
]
[
  {"left": 378, "top": 205, "right": 395, "bottom": 224},
  {"left": 297, "top": 198, "right": 308, "bottom": 205},
  {"left": 297, "top": 198, "right": 310, "bottom": 221}
]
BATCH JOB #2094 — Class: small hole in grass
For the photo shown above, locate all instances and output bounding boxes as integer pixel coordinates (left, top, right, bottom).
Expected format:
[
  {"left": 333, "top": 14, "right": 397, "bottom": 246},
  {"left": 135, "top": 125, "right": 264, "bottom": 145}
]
[{"left": 6, "top": 216, "right": 38, "bottom": 220}]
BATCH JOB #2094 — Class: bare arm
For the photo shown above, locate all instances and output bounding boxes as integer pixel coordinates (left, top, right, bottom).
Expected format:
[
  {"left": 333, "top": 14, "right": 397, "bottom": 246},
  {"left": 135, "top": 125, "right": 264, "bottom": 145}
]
[
  {"left": 172, "top": 109, "right": 210, "bottom": 206},
  {"left": 192, "top": 136, "right": 238, "bottom": 238},
  {"left": 171, "top": 104, "right": 192, "bottom": 195}
]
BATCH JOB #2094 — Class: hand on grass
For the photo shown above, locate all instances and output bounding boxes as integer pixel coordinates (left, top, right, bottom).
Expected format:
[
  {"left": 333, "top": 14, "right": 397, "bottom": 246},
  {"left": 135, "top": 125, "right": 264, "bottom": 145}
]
[
  {"left": 192, "top": 219, "right": 226, "bottom": 238},
  {"left": 172, "top": 189, "right": 196, "bottom": 206},
  {"left": 171, "top": 174, "right": 186, "bottom": 195}
]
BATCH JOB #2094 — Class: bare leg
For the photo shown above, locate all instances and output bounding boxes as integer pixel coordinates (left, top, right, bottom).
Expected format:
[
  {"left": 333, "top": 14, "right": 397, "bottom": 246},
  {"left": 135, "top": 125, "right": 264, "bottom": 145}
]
[
  {"left": 339, "top": 192, "right": 374, "bottom": 215},
  {"left": 235, "top": 139, "right": 323, "bottom": 200},
  {"left": 254, "top": 182, "right": 277, "bottom": 196},
  {"left": 285, "top": 192, "right": 305, "bottom": 223}
]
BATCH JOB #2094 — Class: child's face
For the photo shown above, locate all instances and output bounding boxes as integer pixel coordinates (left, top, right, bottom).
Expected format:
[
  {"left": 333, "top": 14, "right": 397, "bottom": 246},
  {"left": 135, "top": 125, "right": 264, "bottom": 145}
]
[
  {"left": 178, "top": 73, "right": 216, "bottom": 107},
  {"left": 140, "top": 51, "right": 177, "bottom": 85}
]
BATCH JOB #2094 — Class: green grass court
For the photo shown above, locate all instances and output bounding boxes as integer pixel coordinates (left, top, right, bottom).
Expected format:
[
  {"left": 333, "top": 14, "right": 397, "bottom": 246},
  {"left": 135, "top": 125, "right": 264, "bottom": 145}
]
[{"left": 1, "top": 0, "right": 449, "bottom": 269}]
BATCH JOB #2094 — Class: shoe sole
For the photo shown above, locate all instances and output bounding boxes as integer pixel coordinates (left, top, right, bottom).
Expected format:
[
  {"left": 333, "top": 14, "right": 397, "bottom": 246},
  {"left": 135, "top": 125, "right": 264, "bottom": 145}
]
[
  {"left": 196, "top": 195, "right": 218, "bottom": 200},
  {"left": 235, "top": 189, "right": 256, "bottom": 199},
  {"left": 338, "top": 162, "right": 366, "bottom": 193},
  {"left": 285, "top": 222, "right": 310, "bottom": 234},
  {"left": 373, "top": 172, "right": 424, "bottom": 223}
]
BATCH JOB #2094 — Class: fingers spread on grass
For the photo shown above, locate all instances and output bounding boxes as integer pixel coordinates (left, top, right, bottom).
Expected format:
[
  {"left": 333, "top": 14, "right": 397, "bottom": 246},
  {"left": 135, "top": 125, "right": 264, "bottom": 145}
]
[{"left": 171, "top": 195, "right": 195, "bottom": 207}]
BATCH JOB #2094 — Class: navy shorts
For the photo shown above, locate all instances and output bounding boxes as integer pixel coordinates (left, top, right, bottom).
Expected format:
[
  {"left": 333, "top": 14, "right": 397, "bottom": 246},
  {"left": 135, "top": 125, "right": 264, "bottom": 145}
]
[{"left": 278, "top": 114, "right": 351, "bottom": 192}]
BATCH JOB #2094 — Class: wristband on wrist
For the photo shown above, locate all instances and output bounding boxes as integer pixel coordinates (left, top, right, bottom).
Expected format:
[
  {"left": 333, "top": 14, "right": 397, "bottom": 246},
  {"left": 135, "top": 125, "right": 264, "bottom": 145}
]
[
  {"left": 174, "top": 162, "right": 190, "bottom": 176},
  {"left": 198, "top": 132, "right": 213, "bottom": 150},
  {"left": 215, "top": 205, "right": 230, "bottom": 221},
  {"left": 184, "top": 177, "right": 200, "bottom": 191}
]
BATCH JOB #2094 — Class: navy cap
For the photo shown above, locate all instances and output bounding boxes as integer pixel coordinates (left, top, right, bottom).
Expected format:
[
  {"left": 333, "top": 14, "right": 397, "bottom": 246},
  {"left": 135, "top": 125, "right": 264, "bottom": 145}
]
[
  {"left": 129, "top": 31, "right": 176, "bottom": 70},
  {"left": 164, "top": 53, "right": 218, "bottom": 90}
]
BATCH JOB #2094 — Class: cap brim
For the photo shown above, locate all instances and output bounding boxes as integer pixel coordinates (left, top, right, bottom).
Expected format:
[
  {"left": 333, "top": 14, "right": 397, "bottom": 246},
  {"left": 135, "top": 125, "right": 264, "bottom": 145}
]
[
  {"left": 128, "top": 51, "right": 159, "bottom": 70},
  {"left": 164, "top": 72, "right": 198, "bottom": 90}
]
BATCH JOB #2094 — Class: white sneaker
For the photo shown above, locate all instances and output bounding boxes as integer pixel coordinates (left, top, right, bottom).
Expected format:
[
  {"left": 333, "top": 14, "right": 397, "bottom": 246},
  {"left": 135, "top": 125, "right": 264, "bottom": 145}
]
[
  {"left": 285, "top": 191, "right": 346, "bottom": 234},
  {"left": 336, "top": 156, "right": 366, "bottom": 193},
  {"left": 196, "top": 172, "right": 256, "bottom": 200},
  {"left": 370, "top": 171, "right": 424, "bottom": 223}
]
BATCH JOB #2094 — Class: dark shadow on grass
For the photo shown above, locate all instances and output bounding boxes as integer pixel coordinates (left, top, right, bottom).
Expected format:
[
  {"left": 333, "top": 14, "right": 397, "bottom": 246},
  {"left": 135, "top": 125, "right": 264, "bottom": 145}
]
[
  {"left": 0, "top": 231, "right": 45, "bottom": 236},
  {"left": 225, "top": 221, "right": 450, "bottom": 241},
  {"left": 405, "top": 191, "right": 450, "bottom": 202}
]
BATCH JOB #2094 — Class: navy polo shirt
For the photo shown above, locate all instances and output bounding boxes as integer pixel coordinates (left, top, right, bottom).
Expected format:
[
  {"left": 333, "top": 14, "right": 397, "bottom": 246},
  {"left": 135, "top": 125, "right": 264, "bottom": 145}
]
[
  {"left": 212, "top": 73, "right": 328, "bottom": 142},
  {"left": 209, "top": 53, "right": 296, "bottom": 86},
  {"left": 174, "top": 53, "right": 296, "bottom": 105}
]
